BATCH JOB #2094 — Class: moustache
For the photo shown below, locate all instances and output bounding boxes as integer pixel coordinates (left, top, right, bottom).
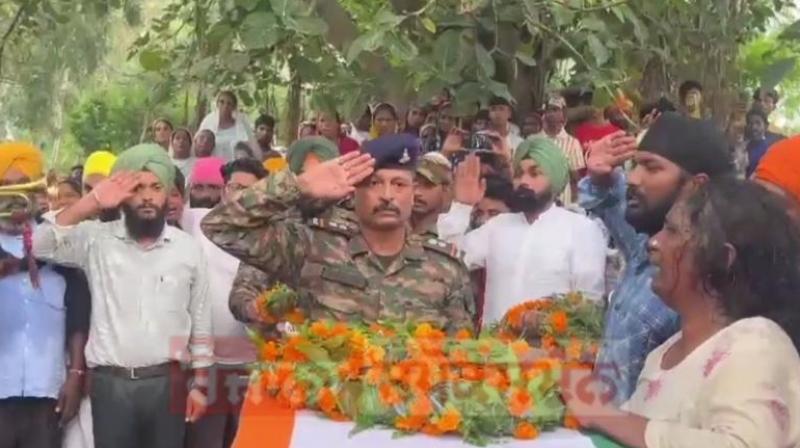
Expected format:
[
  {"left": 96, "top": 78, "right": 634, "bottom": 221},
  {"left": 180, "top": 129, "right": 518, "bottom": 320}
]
[
  {"left": 373, "top": 204, "right": 401, "bottom": 215},
  {"left": 625, "top": 186, "right": 645, "bottom": 204}
]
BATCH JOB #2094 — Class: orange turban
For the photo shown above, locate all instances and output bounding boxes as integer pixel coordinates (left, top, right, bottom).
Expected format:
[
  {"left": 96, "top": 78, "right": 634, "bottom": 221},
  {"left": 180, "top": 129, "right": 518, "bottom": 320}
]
[
  {"left": 0, "top": 141, "right": 44, "bottom": 180},
  {"left": 754, "top": 135, "right": 800, "bottom": 204}
]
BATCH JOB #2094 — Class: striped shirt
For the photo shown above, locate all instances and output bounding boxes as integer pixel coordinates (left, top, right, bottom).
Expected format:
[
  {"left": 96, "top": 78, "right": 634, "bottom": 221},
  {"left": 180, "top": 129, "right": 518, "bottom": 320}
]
[{"left": 536, "top": 130, "right": 585, "bottom": 205}]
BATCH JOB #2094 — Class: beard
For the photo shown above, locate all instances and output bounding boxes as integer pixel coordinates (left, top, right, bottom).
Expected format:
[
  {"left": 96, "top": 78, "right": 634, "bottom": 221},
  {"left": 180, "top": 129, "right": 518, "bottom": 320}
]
[
  {"left": 122, "top": 203, "right": 167, "bottom": 240},
  {"left": 189, "top": 196, "right": 220, "bottom": 209},
  {"left": 507, "top": 186, "right": 550, "bottom": 214},
  {"left": 625, "top": 183, "right": 684, "bottom": 235}
]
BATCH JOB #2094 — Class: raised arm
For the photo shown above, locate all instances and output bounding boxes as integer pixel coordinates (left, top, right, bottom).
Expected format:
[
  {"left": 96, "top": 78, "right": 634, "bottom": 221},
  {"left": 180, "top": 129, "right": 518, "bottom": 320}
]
[
  {"left": 578, "top": 132, "right": 641, "bottom": 261},
  {"left": 201, "top": 152, "right": 375, "bottom": 285}
]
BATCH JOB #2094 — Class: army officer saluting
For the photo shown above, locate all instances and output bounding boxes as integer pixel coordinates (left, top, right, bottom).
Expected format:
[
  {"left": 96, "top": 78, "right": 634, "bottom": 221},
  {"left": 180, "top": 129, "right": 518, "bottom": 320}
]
[{"left": 201, "top": 134, "right": 475, "bottom": 333}]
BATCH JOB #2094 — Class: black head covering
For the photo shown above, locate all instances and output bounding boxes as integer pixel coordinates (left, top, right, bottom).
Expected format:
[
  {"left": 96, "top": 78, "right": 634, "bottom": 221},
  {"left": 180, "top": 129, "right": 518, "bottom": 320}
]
[{"left": 639, "top": 112, "right": 733, "bottom": 177}]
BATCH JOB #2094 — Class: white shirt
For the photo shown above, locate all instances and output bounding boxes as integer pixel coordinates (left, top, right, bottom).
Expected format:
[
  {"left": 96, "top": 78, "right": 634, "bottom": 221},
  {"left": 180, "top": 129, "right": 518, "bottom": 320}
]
[
  {"left": 437, "top": 203, "right": 607, "bottom": 326},
  {"left": 33, "top": 218, "right": 213, "bottom": 369},
  {"left": 182, "top": 208, "right": 256, "bottom": 365}
]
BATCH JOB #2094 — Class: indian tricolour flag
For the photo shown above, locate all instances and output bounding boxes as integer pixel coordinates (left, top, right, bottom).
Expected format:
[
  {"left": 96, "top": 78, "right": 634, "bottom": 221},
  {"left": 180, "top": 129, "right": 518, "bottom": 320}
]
[{"left": 232, "top": 386, "right": 623, "bottom": 448}]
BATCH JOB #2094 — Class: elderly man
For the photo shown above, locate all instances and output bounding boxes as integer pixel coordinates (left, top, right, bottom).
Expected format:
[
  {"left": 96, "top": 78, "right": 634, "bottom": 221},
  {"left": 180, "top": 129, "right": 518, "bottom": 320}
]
[
  {"left": 0, "top": 142, "right": 89, "bottom": 448},
  {"left": 202, "top": 134, "right": 475, "bottom": 333},
  {"left": 438, "top": 137, "right": 607, "bottom": 327},
  {"left": 412, "top": 152, "right": 453, "bottom": 238},
  {"left": 33, "top": 144, "right": 212, "bottom": 448}
]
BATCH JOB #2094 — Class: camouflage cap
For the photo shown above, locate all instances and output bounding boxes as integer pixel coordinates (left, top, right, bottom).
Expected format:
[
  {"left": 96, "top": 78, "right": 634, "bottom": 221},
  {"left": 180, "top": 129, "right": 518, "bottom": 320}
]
[{"left": 416, "top": 152, "right": 453, "bottom": 185}]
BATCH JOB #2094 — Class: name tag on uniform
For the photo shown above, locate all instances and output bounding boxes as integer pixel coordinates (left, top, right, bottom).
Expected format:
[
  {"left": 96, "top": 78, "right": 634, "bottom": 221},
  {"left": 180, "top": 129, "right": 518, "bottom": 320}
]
[{"left": 321, "top": 266, "right": 368, "bottom": 290}]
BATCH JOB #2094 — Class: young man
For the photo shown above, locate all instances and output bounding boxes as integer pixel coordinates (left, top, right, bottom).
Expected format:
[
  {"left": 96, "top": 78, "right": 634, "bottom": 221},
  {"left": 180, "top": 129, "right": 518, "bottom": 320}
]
[
  {"left": 33, "top": 144, "right": 212, "bottom": 448},
  {"left": 470, "top": 174, "right": 512, "bottom": 229},
  {"left": 537, "top": 95, "right": 585, "bottom": 205},
  {"left": 254, "top": 114, "right": 281, "bottom": 160},
  {"left": 188, "top": 157, "right": 225, "bottom": 208},
  {"left": 202, "top": 134, "right": 475, "bottom": 333},
  {"left": 678, "top": 80, "right": 704, "bottom": 119},
  {"left": 412, "top": 152, "right": 453, "bottom": 238},
  {"left": 438, "top": 137, "right": 607, "bottom": 327},
  {"left": 182, "top": 158, "right": 267, "bottom": 448},
  {"left": 487, "top": 96, "right": 523, "bottom": 152},
  {"left": 0, "top": 142, "right": 89, "bottom": 448},
  {"left": 166, "top": 167, "right": 186, "bottom": 228},
  {"left": 579, "top": 112, "right": 734, "bottom": 404}
]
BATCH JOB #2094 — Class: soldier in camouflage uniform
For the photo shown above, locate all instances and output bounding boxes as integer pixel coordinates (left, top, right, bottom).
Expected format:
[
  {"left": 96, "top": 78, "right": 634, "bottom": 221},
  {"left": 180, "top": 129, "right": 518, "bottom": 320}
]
[
  {"left": 411, "top": 152, "right": 453, "bottom": 238},
  {"left": 203, "top": 134, "right": 475, "bottom": 333},
  {"left": 227, "top": 137, "right": 351, "bottom": 324}
]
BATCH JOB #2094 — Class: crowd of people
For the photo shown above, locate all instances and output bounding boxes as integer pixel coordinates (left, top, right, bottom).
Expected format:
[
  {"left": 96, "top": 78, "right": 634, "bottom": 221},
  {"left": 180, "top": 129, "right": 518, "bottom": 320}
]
[{"left": 2, "top": 79, "right": 800, "bottom": 448}]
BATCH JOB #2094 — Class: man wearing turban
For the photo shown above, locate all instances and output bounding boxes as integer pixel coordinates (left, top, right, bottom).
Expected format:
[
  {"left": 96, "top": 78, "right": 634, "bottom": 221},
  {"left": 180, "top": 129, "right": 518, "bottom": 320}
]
[
  {"left": 33, "top": 143, "right": 212, "bottom": 448},
  {"left": 753, "top": 135, "right": 800, "bottom": 225},
  {"left": 0, "top": 141, "right": 90, "bottom": 446},
  {"left": 437, "top": 136, "right": 607, "bottom": 327}
]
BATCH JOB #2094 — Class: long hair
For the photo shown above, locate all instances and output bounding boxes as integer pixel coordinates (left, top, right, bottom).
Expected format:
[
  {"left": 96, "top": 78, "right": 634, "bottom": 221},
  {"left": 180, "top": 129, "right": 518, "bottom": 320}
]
[{"left": 684, "top": 177, "right": 800, "bottom": 347}]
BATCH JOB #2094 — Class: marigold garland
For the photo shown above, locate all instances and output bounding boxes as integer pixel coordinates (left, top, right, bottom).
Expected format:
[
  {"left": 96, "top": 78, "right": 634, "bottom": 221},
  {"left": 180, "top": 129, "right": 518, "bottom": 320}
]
[{"left": 251, "top": 287, "right": 603, "bottom": 446}]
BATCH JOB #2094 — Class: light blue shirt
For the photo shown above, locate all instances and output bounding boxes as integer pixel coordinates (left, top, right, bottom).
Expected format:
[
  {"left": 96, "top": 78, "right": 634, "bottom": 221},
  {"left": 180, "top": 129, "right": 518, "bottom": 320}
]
[
  {"left": 0, "top": 231, "right": 67, "bottom": 399},
  {"left": 579, "top": 171, "right": 680, "bottom": 404}
]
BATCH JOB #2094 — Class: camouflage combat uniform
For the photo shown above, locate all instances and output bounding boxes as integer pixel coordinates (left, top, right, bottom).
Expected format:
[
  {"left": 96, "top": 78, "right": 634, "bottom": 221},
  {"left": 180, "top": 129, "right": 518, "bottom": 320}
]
[{"left": 202, "top": 171, "right": 476, "bottom": 334}]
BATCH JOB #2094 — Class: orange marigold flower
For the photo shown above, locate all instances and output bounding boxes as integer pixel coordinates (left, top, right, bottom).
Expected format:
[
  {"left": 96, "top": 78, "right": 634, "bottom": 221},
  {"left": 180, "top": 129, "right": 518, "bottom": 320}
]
[
  {"left": 389, "top": 364, "right": 405, "bottom": 382},
  {"left": 317, "top": 387, "right": 337, "bottom": 414},
  {"left": 478, "top": 342, "right": 493, "bottom": 357},
  {"left": 461, "top": 364, "right": 483, "bottom": 381},
  {"left": 421, "top": 423, "right": 444, "bottom": 436},
  {"left": 337, "top": 356, "right": 364, "bottom": 380},
  {"left": 541, "top": 335, "right": 557, "bottom": 351},
  {"left": 414, "top": 323, "right": 434, "bottom": 338},
  {"left": 455, "top": 328, "right": 473, "bottom": 340},
  {"left": 435, "top": 408, "right": 461, "bottom": 433},
  {"left": 564, "top": 414, "right": 581, "bottom": 430},
  {"left": 378, "top": 383, "right": 402, "bottom": 406},
  {"left": 310, "top": 321, "right": 331, "bottom": 338},
  {"left": 289, "top": 385, "right": 306, "bottom": 409},
  {"left": 505, "top": 304, "right": 526, "bottom": 329},
  {"left": 261, "top": 341, "right": 280, "bottom": 361},
  {"left": 566, "top": 338, "right": 583, "bottom": 361},
  {"left": 330, "top": 322, "right": 349, "bottom": 337},
  {"left": 511, "top": 339, "right": 531, "bottom": 357},
  {"left": 409, "top": 394, "right": 433, "bottom": 418},
  {"left": 550, "top": 311, "right": 569, "bottom": 334},
  {"left": 450, "top": 348, "right": 469, "bottom": 365},
  {"left": 514, "top": 421, "right": 539, "bottom": 439},
  {"left": 349, "top": 331, "right": 368, "bottom": 352},
  {"left": 395, "top": 415, "right": 426, "bottom": 431},
  {"left": 366, "top": 345, "right": 386, "bottom": 365},
  {"left": 365, "top": 365, "right": 385, "bottom": 385},
  {"left": 484, "top": 366, "right": 509, "bottom": 390},
  {"left": 508, "top": 387, "right": 533, "bottom": 417},
  {"left": 285, "top": 308, "right": 306, "bottom": 324}
]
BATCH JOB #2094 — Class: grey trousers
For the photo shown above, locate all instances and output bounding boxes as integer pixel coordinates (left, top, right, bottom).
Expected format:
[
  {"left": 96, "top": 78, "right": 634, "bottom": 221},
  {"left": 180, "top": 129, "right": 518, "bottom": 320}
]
[
  {"left": 90, "top": 369, "right": 188, "bottom": 448},
  {"left": 0, "top": 398, "right": 60, "bottom": 448}
]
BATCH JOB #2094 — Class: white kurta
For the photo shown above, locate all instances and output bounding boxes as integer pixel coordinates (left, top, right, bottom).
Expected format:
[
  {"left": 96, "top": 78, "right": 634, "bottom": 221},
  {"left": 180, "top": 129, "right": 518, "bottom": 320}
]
[{"left": 437, "top": 203, "right": 607, "bottom": 326}]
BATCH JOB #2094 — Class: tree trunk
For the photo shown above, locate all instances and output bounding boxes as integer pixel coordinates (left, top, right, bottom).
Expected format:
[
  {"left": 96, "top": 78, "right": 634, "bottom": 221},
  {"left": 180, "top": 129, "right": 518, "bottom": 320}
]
[{"left": 285, "top": 61, "right": 302, "bottom": 145}]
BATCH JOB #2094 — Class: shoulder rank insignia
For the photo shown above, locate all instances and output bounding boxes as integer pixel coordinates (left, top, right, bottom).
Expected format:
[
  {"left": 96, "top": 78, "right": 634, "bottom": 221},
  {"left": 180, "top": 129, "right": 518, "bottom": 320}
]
[
  {"left": 423, "top": 237, "right": 462, "bottom": 259},
  {"left": 309, "top": 217, "right": 356, "bottom": 236}
]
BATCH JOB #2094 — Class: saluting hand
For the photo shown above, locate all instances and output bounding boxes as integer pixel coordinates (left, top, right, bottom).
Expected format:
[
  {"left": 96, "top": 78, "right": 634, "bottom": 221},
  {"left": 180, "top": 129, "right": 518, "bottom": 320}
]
[
  {"left": 90, "top": 172, "right": 139, "bottom": 210},
  {"left": 586, "top": 131, "right": 638, "bottom": 181},
  {"left": 297, "top": 152, "right": 375, "bottom": 201},
  {"left": 453, "top": 154, "right": 486, "bottom": 206}
]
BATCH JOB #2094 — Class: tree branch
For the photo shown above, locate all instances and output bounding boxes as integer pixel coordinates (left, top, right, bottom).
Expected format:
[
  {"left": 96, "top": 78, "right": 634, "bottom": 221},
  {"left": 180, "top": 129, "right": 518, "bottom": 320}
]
[{"left": 0, "top": 4, "right": 27, "bottom": 79}]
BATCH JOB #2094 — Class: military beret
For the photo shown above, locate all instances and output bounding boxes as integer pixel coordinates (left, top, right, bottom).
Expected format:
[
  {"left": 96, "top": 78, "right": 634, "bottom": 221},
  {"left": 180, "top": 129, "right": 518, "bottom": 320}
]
[{"left": 362, "top": 134, "right": 420, "bottom": 171}]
